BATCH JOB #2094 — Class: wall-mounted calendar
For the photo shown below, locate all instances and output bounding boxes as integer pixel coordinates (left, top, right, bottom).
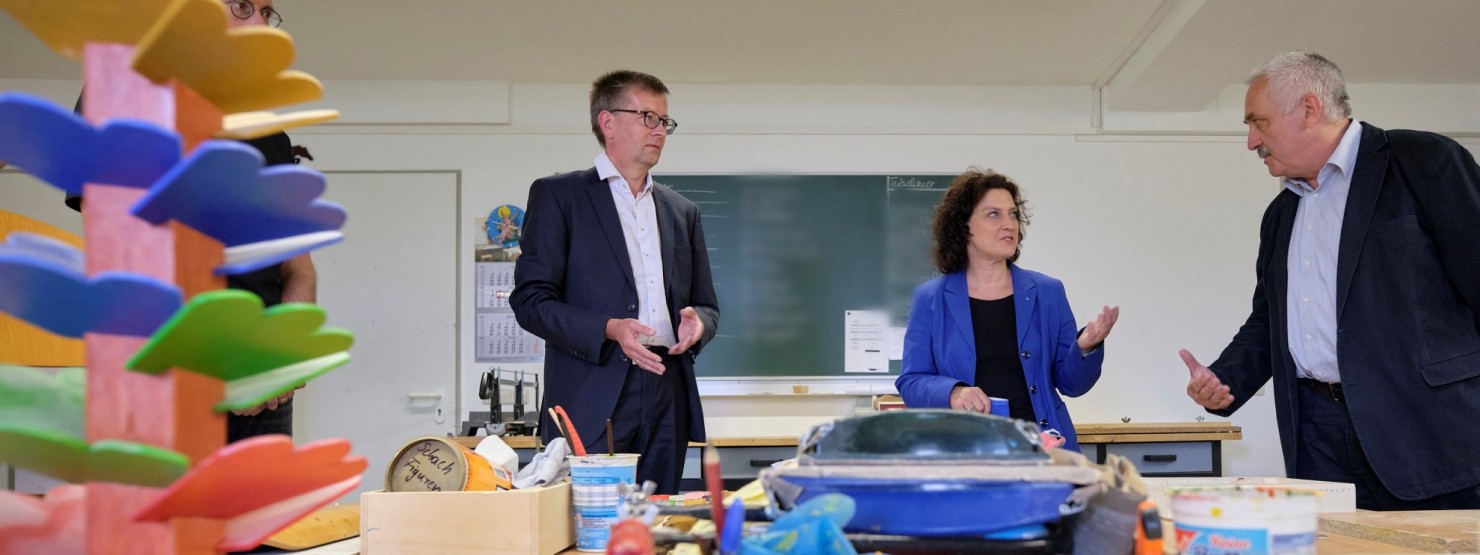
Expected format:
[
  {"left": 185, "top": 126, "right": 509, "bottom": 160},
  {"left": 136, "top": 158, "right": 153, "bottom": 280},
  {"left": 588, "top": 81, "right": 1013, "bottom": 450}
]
[{"left": 473, "top": 212, "right": 542, "bottom": 362}]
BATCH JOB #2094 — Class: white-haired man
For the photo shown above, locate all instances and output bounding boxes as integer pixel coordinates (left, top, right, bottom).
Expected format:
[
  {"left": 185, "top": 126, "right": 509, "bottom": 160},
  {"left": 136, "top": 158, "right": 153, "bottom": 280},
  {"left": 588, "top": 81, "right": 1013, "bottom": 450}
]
[{"left": 1181, "top": 51, "right": 1480, "bottom": 510}]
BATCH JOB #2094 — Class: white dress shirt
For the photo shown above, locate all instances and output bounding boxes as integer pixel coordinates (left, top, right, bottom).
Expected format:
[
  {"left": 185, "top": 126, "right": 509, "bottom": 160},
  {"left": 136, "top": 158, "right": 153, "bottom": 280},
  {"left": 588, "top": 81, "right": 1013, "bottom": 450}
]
[{"left": 596, "top": 153, "right": 677, "bottom": 348}]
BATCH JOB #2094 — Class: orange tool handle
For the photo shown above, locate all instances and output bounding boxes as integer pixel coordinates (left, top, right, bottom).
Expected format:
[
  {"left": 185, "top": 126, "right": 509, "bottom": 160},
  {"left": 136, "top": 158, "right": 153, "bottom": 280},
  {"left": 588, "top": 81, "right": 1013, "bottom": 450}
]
[
  {"left": 1134, "top": 498, "right": 1164, "bottom": 555},
  {"left": 553, "top": 405, "right": 587, "bottom": 456}
]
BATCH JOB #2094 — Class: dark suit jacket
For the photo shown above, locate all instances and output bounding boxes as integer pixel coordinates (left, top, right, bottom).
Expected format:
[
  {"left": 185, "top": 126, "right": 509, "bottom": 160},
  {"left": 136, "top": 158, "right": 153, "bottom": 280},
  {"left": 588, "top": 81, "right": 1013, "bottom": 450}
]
[
  {"left": 1209, "top": 122, "right": 1480, "bottom": 500},
  {"left": 511, "top": 168, "right": 719, "bottom": 450},
  {"left": 894, "top": 266, "right": 1104, "bottom": 452}
]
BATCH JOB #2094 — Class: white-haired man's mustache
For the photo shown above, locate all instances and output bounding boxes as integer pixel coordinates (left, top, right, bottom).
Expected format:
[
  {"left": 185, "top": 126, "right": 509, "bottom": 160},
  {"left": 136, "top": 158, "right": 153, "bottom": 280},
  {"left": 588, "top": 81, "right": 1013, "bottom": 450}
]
[{"left": 1255, "top": 146, "right": 1271, "bottom": 159}]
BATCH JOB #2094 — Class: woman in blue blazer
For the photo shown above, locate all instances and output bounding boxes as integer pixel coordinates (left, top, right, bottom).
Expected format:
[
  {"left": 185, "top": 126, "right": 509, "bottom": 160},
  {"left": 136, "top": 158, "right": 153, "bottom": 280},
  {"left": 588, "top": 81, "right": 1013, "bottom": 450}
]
[{"left": 895, "top": 168, "right": 1119, "bottom": 452}]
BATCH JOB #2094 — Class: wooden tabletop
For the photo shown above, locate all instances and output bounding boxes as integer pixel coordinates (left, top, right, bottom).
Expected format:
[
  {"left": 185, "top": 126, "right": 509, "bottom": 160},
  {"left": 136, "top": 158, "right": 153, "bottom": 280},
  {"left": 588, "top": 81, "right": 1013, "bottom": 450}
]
[
  {"left": 694, "top": 436, "right": 800, "bottom": 447},
  {"left": 448, "top": 435, "right": 800, "bottom": 450},
  {"left": 1076, "top": 421, "right": 1241, "bottom": 444},
  {"left": 1320, "top": 510, "right": 1479, "bottom": 553},
  {"left": 263, "top": 504, "right": 360, "bottom": 551},
  {"left": 554, "top": 535, "right": 1425, "bottom": 555},
  {"left": 447, "top": 422, "right": 1242, "bottom": 450},
  {"left": 1315, "top": 531, "right": 1429, "bottom": 554},
  {"left": 1075, "top": 422, "right": 1239, "bottom": 434}
]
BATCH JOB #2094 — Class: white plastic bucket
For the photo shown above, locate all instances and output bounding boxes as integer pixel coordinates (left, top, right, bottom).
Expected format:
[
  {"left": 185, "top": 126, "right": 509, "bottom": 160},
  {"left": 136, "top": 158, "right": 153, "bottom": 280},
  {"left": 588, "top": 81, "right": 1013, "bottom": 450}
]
[
  {"left": 569, "top": 454, "right": 640, "bottom": 552},
  {"left": 1170, "top": 486, "right": 1321, "bottom": 555}
]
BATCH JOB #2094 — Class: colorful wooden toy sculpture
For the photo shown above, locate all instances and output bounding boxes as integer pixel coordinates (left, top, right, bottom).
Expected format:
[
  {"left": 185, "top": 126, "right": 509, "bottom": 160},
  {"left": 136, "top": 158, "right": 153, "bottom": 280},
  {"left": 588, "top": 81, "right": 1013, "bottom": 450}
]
[{"left": 0, "top": 0, "right": 356, "bottom": 552}]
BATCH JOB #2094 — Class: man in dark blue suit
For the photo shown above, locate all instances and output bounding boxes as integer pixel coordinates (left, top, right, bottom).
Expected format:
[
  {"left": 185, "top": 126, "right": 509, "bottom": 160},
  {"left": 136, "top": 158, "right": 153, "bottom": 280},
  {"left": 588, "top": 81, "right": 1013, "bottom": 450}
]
[
  {"left": 511, "top": 70, "right": 719, "bottom": 493},
  {"left": 1182, "top": 52, "right": 1480, "bottom": 509}
]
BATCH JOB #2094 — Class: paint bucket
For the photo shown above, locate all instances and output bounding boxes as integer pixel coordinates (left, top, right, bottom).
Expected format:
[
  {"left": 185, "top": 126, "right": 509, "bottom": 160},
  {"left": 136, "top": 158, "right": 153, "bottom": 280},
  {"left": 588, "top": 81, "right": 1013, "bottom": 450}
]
[
  {"left": 569, "top": 453, "right": 640, "bottom": 552},
  {"left": 1170, "top": 486, "right": 1321, "bottom": 555},
  {"left": 385, "top": 436, "right": 513, "bottom": 492}
]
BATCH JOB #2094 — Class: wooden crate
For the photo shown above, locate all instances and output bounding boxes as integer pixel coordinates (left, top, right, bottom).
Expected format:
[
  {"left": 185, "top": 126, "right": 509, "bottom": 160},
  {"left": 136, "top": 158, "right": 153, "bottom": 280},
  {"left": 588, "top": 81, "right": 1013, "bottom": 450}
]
[{"left": 361, "top": 481, "right": 573, "bottom": 555}]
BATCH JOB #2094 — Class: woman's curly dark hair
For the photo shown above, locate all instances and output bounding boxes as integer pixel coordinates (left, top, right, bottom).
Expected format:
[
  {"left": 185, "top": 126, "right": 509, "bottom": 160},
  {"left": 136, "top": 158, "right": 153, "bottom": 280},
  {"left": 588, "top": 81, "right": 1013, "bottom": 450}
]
[{"left": 931, "top": 167, "right": 1031, "bottom": 274}]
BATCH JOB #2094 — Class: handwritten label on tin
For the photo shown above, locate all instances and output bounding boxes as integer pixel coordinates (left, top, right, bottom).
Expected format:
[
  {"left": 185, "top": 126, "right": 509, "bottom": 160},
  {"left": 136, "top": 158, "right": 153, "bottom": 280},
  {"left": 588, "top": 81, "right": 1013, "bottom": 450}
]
[{"left": 390, "top": 439, "right": 462, "bottom": 492}]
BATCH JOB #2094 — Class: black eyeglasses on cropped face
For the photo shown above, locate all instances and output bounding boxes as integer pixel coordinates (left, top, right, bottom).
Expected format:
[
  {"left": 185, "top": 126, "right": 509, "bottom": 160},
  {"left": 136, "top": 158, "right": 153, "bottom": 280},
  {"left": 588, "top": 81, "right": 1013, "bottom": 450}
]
[
  {"left": 608, "top": 109, "right": 678, "bottom": 135},
  {"left": 224, "top": 0, "right": 283, "bottom": 28}
]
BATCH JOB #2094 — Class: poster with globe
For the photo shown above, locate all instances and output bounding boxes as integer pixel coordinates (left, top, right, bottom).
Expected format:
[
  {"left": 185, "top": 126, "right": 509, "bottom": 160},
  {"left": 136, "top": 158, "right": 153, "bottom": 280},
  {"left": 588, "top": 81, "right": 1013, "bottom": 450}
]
[{"left": 488, "top": 204, "right": 523, "bottom": 248}]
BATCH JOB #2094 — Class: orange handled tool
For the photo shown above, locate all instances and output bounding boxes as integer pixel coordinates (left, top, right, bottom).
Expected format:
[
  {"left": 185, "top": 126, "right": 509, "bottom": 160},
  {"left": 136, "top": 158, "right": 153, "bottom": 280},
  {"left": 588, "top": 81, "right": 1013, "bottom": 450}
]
[
  {"left": 1133, "top": 498, "right": 1163, "bottom": 555},
  {"left": 552, "top": 405, "right": 587, "bottom": 456}
]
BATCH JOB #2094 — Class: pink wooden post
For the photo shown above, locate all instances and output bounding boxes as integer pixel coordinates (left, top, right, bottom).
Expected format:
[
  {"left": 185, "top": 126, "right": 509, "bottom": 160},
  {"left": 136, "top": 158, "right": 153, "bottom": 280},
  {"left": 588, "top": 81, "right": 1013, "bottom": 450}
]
[{"left": 81, "top": 42, "right": 227, "bottom": 555}]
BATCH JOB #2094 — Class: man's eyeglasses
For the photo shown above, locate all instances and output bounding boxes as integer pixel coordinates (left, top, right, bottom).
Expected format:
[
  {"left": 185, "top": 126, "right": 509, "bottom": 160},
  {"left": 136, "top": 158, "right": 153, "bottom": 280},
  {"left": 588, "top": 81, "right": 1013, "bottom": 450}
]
[
  {"left": 608, "top": 109, "right": 678, "bottom": 135},
  {"left": 224, "top": 0, "right": 283, "bottom": 28}
]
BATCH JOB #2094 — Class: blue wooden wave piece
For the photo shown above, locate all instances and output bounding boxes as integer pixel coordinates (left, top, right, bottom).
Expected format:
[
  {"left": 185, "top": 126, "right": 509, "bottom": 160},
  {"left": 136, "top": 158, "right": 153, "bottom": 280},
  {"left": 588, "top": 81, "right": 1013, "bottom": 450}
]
[
  {"left": 0, "top": 233, "right": 182, "bottom": 338},
  {"left": 0, "top": 92, "right": 180, "bottom": 194},
  {"left": 130, "top": 140, "right": 347, "bottom": 247}
]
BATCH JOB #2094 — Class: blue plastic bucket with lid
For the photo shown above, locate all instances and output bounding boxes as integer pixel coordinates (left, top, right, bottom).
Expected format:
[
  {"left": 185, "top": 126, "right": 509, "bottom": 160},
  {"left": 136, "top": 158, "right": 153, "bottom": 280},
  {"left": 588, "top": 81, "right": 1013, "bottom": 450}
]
[{"left": 783, "top": 476, "right": 1075, "bottom": 537}]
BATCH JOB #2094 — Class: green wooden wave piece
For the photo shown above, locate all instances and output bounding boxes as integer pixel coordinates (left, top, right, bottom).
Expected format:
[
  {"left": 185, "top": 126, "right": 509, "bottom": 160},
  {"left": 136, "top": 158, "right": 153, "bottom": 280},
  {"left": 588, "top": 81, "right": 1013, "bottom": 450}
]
[
  {"left": 217, "top": 351, "right": 350, "bottom": 412},
  {"left": 0, "top": 426, "right": 187, "bottom": 487},
  {"left": 127, "top": 289, "right": 353, "bottom": 381},
  {"left": 0, "top": 365, "right": 84, "bottom": 437}
]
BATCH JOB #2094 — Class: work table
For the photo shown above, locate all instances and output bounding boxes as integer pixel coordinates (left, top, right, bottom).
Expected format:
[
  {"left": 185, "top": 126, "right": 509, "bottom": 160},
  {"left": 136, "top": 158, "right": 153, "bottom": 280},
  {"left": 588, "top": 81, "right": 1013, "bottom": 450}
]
[
  {"left": 459, "top": 421, "right": 1242, "bottom": 449},
  {"left": 454, "top": 421, "right": 1243, "bottom": 484},
  {"left": 285, "top": 508, "right": 1473, "bottom": 554},
  {"left": 313, "top": 422, "right": 1475, "bottom": 555}
]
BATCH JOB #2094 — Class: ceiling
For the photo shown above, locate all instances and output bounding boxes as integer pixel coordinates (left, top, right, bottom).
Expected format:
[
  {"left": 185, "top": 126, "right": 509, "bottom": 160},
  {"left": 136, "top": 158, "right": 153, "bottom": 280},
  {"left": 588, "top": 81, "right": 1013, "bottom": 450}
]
[{"left": 3, "top": 0, "right": 1478, "bottom": 112}]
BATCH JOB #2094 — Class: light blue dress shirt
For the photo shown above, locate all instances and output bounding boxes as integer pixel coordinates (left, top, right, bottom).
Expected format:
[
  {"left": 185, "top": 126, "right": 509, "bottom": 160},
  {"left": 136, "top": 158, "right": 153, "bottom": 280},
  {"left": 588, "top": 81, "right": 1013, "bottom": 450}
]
[{"left": 1284, "top": 120, "right": 1362, "bottom": 383}]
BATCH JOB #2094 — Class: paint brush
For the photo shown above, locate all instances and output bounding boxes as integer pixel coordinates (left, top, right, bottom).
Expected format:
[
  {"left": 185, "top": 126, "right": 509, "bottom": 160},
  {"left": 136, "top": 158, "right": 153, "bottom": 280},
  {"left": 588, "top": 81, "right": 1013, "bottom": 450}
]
[
  {"left": 704, "top": 443, "right": 725, "bottom": 533},
  {"left": 547, "top": 408, "right": 564, "bottom": 440}
]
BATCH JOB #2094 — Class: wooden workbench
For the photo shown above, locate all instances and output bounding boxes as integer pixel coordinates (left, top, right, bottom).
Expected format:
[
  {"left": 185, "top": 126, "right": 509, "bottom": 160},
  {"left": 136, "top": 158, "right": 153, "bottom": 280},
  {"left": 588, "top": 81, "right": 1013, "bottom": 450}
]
[
  {"left": 452, "top": 435, "right": 803, "bottom": 450},
  {"left": 453, "top": 421, "right": 1244, "bottom": 482},
  {"left": 1078, "top": 422, "right": 1241, "bottom": 477},
  {"left": 454, "top": 421, "right": 1242, "bottom": 450}
]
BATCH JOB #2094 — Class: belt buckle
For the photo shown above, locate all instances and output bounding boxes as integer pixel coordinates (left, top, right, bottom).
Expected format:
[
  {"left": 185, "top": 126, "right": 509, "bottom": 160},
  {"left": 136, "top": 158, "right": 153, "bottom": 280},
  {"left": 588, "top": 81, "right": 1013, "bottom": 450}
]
[
  {"left": 1302, "top": 378, "right": 1344, "bottom": 402},
  {"left": 1326, "top": 382, "right": 1343, "bottom": 402}
]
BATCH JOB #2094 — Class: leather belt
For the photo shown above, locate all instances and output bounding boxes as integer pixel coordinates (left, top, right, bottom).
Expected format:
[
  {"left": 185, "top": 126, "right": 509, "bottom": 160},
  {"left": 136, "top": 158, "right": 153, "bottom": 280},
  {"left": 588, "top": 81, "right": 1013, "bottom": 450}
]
[{"left": 1298, "top": 378, "right": 1343, "bottom": 402}]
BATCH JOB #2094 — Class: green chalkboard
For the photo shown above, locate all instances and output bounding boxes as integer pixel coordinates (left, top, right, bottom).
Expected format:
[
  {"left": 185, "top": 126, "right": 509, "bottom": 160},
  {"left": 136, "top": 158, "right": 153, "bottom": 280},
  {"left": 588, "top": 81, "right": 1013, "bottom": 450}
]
[{"left": 663, "top": 175, "right": 952, "bottom": 378}]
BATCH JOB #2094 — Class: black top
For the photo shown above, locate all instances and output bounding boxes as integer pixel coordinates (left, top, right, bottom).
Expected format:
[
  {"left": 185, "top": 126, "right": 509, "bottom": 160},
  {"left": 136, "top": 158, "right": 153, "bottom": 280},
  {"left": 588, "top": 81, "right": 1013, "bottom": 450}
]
[
  {"left": 224, "top": 133, "right": 293, "bottom": 307},
  {"left": 63, "top": 120, "right": 294, "bottom": 307},
  {"left": 969, "top": 296, "right": 1036, "bottom": 423}
]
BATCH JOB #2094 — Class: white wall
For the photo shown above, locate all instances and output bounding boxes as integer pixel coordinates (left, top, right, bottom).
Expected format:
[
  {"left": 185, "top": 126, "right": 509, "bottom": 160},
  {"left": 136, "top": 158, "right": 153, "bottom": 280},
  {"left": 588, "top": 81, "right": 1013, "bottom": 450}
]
[{"left": 4, "top": 77, "right": 1477, "bottom": 481}]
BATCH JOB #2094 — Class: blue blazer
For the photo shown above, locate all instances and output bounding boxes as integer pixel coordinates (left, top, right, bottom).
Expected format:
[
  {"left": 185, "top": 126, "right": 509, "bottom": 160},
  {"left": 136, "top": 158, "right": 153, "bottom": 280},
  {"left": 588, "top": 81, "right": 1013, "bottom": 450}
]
[
  {"left": 511, "top": 168, "right": 719, "bottom": 450},
  {"left": 895, "top": 265, "right": 1104, "bottom": 452},
  {"left": 1207, "top": 123, "right": 1480, "bottom": 500}
]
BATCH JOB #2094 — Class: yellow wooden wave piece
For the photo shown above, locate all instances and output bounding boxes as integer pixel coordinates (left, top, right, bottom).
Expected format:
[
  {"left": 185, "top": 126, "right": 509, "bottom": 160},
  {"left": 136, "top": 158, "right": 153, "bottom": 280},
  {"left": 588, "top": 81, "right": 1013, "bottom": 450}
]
[
  {"left": 132, "top": 0, "right": 323, "bottom": 113},
  {"left": 219, "top": 110, "right": 340, "bottom": 140}
]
